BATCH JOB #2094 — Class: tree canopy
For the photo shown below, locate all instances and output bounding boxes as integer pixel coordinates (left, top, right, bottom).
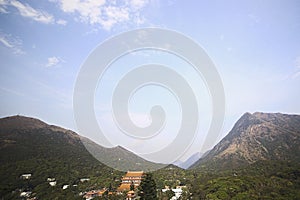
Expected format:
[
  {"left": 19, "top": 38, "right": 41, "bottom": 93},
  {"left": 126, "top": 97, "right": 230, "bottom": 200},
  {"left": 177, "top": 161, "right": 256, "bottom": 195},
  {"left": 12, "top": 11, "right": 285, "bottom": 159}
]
[{"left": 138, "top": 173, "right": 157, "bottom": 200}]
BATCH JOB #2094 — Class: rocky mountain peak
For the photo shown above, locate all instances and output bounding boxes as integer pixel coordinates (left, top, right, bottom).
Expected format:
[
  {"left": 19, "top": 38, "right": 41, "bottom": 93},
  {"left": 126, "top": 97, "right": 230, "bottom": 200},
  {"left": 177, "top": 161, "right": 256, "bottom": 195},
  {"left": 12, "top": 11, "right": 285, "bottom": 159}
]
[{"left": 190, "top": 112, "right": 300, "bottom": 170}]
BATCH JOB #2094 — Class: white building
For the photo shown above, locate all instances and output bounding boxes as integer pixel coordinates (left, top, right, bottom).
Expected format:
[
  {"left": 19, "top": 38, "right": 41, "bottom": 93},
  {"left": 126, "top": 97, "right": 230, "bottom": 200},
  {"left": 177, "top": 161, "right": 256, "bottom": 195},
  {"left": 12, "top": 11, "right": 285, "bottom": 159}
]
[
  {"left": 49, "top": 181, "right": 57, "bottom": 186},
  {"left": 162, "top": 188, "right": 183, "bottom": 200},
  {"left": 62, "top": 185, "right": 69, "bottom": 190},
  {"left": 47, "top": 177, "right": 55, "bottom": 182},
  {"left": 80, "top": 178, "right": 90, "bottom": 182},
  {"left": 21, "top": 174, "right": 32, "bottom": 179},
  {"left": 20, "top": 191, "right": 31, "bottom": 197}
]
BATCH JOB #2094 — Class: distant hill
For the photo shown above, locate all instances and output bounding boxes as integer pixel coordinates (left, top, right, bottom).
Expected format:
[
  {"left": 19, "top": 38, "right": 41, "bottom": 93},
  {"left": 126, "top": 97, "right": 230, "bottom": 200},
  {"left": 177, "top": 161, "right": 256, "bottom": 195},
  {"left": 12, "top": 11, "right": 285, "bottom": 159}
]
[
  {"left": 173, "top": 152, "right": 203, "bottom": 169},
  {"left": 0, "top": 115, "right": 162, "bottom": 199},
  {"left": 190, "top": 112, "right": 300, "bottom": 170},
  {"left": 81, "top": 138, "right": 165, "bottom": 172}
]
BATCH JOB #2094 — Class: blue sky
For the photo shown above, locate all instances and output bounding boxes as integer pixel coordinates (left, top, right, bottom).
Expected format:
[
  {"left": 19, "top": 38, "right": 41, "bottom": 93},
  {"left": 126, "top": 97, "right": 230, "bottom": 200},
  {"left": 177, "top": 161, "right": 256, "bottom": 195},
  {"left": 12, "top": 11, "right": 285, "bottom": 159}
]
[{"left": 1, "top": 0, "right": 300, "bottom": 162}]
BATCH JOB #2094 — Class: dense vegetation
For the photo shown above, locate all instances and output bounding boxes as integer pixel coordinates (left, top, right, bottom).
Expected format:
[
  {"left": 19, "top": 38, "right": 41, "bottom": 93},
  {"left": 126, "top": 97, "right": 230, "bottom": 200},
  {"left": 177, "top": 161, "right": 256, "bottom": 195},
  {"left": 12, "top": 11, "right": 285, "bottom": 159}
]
[
  {"left": 0, "top": 128, "right": 123, "bottom": 199},
  {"left": 138, "top": 173, "right": 157, "bottom": 200},
  {"left": 153, "top": 165, "right": 194, "bottom": 189},
  {"left": 189, "top": 160, "right": 300, "bottom": 200}
]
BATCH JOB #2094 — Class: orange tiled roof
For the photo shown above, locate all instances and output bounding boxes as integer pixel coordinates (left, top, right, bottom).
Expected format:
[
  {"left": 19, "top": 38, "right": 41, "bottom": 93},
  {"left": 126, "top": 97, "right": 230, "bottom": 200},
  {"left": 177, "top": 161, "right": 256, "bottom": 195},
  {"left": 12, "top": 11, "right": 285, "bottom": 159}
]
[
  {"left": 117, "top": 184, "right": 131, "bottom": 191},
  {"left": 125, "top": 171, "right": 144, "bottom": 177},
  {"left": 86, "top": 189, "right": 106, "bottom": 195},
  {"left": 84, "top": 189, "right": 106, "bottom": 198},
  {"left": 118, "top": 171, "right": 144, "bottom": 192}
]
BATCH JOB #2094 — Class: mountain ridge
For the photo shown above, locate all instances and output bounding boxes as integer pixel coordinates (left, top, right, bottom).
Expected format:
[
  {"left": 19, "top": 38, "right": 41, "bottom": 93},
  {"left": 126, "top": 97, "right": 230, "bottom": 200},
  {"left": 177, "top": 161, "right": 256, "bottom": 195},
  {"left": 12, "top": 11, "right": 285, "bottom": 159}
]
[
  {"left": 0, "top": 115, "right": 165, "bottom": 172},
  {"left": 190, "top": 112, "right": 300, "bottom": 170}
]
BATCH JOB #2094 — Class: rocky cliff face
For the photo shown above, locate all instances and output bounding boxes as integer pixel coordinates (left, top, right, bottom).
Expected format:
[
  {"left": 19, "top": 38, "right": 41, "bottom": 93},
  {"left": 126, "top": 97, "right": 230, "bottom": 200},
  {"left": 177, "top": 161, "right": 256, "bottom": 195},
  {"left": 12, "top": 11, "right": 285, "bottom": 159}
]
[{"left": 190, "top": 112, "right": 300, "bottom": 170}]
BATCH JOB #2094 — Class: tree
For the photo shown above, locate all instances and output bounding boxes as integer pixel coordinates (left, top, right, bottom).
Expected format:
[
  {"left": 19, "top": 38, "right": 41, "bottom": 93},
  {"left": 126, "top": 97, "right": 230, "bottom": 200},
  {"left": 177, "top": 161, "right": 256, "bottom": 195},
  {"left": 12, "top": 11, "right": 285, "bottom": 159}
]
[
  {"left": 165, "top": 189, "right": 175, "bottom": 199},
  {"left": 179, "top": 187, "right": 190, "bottom": 200},
  {"left": 138, "top": 173, "right": 157, "bottom": 200},
  {"left": 108, "top": 183, "right": 113, "bottom": 192},
  {"left": 130, "top": 181, "right": 135, "bottom": 191}
]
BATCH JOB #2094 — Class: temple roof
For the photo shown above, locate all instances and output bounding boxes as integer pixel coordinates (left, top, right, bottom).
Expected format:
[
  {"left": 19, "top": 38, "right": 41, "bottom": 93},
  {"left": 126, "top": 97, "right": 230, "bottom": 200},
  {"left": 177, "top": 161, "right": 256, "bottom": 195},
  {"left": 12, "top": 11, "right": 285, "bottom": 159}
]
[
  {"left": 117, "top": 184, "right": 131, "bottom": 191},
  {"left": 125, "top": 171, "right": 144, "bottom": 177}
]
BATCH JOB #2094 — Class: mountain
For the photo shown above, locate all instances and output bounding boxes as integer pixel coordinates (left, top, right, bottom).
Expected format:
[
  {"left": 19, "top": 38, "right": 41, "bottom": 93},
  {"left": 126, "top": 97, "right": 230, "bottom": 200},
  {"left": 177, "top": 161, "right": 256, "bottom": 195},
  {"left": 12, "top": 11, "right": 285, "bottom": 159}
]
[
  {"left": 173, "top": 152, "right": 203, "bottom": 169},
  {"left": 1, "top": 114, "right": 300, "bottom": 199},
  {"left": 190, "top": 112, "right": 300, "bottom": 170},
  {"left": 0, "top": 115, "right": 162, "bottom": 199},
  {"left": 81, "top": 139, "right": 165, "bottom": 172}
]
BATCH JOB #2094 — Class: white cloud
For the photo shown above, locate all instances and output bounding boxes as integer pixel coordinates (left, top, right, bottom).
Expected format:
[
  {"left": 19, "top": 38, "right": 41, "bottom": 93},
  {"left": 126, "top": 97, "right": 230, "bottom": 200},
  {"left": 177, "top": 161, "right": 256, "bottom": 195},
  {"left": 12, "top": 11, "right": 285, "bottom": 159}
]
[
  {"left": 9, "top": 0, "right": 54, "bottom": 24},
  {"left": 46, "top": 56, "right": 64, "bottom": 67},
  {"left": 51, "top": 0, "right": 150, "bottom": 31},
  {"left": 0, "top": 0, "right": 9, "bottom": 13},
  {"left": 100, "top": 6, "right": 130, "bottom": 30},
  {"left": 129, "top": 0, "right": 149, "bottom": 11},
  {"left": 56, "top": 19, "right": 67, "bottom": 25},
  {"left": 0, "top": 6, "right": 7, "bottom": 13},
  {"left": 56, "top": 0, "right": 105, "bottom": 24},
  {"left": 0, "top": 36, "right": 13, "bottom": 48},
  {"left": 0, "top": 31, "right": 25, "bottom": 54},
  {"left": 0, "top": 0, "right": 67, "bottom": 25}
]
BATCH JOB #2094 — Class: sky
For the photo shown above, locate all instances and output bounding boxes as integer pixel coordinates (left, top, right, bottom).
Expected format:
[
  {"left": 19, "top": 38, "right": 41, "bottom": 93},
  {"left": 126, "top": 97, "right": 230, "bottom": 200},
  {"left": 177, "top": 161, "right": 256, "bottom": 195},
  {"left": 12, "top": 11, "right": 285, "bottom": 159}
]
[{"left": 1, "top": 0, "right": 300, "bottom": 163}]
